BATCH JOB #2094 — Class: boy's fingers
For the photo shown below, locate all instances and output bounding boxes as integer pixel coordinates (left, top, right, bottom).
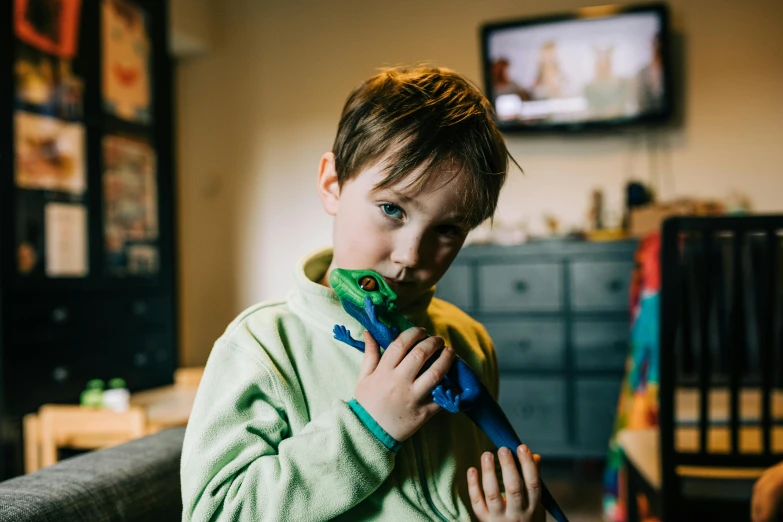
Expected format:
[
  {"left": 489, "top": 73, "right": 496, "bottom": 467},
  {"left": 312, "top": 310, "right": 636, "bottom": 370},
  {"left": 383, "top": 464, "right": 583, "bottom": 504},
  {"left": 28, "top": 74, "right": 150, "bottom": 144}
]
[
  {"left": 381, "top": 327, "right": 428, "bottom": 369},
  {"left": 358, "top": 331, "right": 381, "bottom": 378},
  {"left": 467, "top": 467, "right": 488, "bottom": 518},
  {"left": 498, "top": 447, "right": 524, "bottom": 513},
  {"left": 518, "top": 444, "right": 542, "bottom": 512},
  {"left": 421, "top": 401, "right": 441, "bottom": 418},
  {"left": 481, "top": 452, "right": 504, "bottom": 515},
  {"left": 412, "top": 343, "right": 453, "bottom": 396},
  {"left": 398, "top": 335, "right": 445, "bottom": 380}
]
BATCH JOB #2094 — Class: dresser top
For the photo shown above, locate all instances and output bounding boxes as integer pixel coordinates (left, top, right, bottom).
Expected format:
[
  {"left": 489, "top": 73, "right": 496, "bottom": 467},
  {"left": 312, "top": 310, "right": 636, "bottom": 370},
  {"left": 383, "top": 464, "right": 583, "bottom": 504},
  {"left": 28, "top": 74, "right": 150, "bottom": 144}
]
[{"left": 457, "top": 239, "right": 638, "bottom": 260}]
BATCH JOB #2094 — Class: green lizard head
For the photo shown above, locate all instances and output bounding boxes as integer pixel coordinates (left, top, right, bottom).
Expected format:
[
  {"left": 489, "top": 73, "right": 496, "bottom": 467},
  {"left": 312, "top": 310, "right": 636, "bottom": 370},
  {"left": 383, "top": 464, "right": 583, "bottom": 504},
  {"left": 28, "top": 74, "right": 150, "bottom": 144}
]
[{"left": 329, "top": 268, "right": 398, "bottom": 312}]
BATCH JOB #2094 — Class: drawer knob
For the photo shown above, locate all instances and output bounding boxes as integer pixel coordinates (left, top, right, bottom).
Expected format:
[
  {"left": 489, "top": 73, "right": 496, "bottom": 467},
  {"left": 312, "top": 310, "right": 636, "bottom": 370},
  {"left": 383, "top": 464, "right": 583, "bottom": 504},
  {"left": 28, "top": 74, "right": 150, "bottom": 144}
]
[
  {"left": 51, "top": 307, "right": 69, "bottom": 324},
  {"left": 514, "top": 280, "right": 528, "bottom": 293},
  {"left": 518, "top": 339, "right": 532, "bottom": 351},
  {"left": 607, "top": 279, "right": 624, "bottom": 293},
  {"left": 132, "top": 301, "right": 148, "bottom": 316},
  {"left": 134, "top": 353, "right": 149, "bottom": 367},
  {"left": 52, "top": 366, "right": 69, "bottom": 382}
]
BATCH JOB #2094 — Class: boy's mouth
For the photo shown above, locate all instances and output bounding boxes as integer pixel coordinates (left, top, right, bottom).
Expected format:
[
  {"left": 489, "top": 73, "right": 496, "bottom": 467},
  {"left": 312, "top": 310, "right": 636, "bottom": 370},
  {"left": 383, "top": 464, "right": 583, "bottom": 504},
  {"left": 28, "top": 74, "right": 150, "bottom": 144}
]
[{"left": 383, "top": 276, "right": 415, "bottom": 287}]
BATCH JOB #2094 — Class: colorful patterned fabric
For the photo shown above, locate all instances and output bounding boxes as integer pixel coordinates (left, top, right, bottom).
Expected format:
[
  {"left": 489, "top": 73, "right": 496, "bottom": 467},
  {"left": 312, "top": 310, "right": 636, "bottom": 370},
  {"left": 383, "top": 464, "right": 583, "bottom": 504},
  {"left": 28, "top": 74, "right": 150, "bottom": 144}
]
[{"left": 603, "top": 233, "right": 661, "bottom": 522}]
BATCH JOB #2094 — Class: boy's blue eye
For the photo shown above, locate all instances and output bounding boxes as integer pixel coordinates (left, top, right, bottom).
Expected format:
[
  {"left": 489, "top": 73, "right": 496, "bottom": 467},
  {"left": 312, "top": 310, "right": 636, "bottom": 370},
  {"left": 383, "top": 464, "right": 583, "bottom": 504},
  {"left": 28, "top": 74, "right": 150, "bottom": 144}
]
[{"left": 381, "top": 203, "right": 403, "bottom": 218}]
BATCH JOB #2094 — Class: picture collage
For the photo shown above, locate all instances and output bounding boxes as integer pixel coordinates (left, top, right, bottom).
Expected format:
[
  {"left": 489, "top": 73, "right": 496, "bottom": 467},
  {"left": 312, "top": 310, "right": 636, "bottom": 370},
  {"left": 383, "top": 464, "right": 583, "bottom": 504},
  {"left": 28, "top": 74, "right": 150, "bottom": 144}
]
[{"left": 13, "top": 0, "right": 159, "bottom": 279}]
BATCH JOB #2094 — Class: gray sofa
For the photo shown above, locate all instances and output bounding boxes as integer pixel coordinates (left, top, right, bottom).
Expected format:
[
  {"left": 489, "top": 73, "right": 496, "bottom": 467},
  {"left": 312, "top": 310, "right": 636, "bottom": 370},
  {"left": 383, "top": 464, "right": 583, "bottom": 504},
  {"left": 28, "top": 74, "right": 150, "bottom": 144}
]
[{"left": 0, "top": 427, "right": 185, "bottom": 522}]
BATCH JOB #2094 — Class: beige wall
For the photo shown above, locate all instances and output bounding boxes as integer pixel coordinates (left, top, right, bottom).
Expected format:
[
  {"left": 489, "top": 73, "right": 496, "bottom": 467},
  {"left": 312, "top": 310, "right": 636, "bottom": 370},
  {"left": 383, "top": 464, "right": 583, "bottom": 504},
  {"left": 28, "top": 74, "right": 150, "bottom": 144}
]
[
  {"left": 175, "top": 0, "right": 783, "bottom": 365},
  {"left": 169, "top": 0, "right": 216, "bottom": 56}
]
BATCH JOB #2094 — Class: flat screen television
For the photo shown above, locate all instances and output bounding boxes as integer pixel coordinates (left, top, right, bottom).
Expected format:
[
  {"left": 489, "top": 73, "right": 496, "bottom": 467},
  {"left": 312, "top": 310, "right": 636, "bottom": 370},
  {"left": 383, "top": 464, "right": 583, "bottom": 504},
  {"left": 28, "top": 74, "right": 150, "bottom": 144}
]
[{"left": 481, "top": 3, "right": 673, "bottom": 132}]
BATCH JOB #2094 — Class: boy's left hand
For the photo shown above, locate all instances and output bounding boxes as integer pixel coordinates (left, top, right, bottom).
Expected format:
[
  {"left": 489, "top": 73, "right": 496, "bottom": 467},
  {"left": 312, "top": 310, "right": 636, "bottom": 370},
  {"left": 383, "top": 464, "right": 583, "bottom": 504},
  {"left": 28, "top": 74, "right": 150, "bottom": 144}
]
[{"left": 467, "top": 444, "right": 545, "bottom": 522}]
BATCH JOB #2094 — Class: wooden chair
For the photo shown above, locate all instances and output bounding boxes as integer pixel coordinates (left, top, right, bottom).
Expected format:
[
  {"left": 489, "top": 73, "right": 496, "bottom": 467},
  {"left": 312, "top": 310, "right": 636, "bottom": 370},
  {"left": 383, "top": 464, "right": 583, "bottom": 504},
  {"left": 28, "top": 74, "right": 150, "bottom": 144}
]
[{"left": 620, "top": 215, "right": 783, "bottom": 521}]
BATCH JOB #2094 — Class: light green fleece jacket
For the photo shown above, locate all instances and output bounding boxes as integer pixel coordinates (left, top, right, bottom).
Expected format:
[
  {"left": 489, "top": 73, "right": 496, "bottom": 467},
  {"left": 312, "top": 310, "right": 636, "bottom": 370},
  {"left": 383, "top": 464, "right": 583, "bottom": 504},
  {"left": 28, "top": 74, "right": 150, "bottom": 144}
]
[{"left": 180, "top": 248, "right": 499, "bottom": 521}]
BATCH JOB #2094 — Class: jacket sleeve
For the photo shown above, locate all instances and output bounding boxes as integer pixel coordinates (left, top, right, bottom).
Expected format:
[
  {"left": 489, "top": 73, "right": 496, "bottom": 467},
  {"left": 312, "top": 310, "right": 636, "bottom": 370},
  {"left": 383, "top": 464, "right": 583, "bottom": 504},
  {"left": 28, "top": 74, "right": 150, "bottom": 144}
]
[{"left": 180, "top": 339, "right": 396, "bottom": 522}]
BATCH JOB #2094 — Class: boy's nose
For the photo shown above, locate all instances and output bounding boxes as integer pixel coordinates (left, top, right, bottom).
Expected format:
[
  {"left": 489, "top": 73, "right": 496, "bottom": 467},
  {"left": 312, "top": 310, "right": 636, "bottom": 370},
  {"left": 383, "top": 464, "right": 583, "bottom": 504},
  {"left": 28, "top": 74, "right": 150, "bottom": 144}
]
[{"left": 391, "top": 234, "right": 422, "bottom": 269}]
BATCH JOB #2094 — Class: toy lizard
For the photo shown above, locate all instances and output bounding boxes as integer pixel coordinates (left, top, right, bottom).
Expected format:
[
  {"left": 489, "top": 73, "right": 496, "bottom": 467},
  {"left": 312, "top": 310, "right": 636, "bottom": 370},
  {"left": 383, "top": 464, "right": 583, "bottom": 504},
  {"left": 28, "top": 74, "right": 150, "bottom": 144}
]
[{"left": 330, "top": 268, "right": 569, "bottom": 522}]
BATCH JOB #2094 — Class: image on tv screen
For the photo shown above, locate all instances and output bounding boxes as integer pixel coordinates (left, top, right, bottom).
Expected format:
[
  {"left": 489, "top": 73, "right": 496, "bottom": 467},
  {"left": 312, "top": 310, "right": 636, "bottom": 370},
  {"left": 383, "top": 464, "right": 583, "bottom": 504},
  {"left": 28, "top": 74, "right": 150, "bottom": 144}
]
[{"left": 486, "top": 11, "right": 665, "bottom": 127}]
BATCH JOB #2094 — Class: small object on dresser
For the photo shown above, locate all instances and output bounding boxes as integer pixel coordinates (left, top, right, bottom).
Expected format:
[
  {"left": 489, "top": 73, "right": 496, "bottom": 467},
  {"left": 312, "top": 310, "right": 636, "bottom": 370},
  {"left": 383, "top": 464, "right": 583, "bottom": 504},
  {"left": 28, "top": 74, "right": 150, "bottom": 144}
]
[
  {"left": 623, "top": 181, "right": 653, "bottom": 231},
  {"left": 543, "top": 214, "right": 560, "bottom": 237},
  {"left": 79, "top": 379, "right": 104, "bottom": 408},
  {"left": 628, "top": 198, "right": 724, "bottom": 238},
  {"left": 103, "top": 378, "right": 130, "bottom": 412},
  {"left": 586, "top": 228, "right": 628, "bottom": 241},
  {"left": 725, "top": 190, "right": 752, "bottom": 215},
  {"left": 490, "top": 219, "right": 529, "bottom": 245},
  {"left": 588, "top": 188, "right": 604, "bottom": 230}
]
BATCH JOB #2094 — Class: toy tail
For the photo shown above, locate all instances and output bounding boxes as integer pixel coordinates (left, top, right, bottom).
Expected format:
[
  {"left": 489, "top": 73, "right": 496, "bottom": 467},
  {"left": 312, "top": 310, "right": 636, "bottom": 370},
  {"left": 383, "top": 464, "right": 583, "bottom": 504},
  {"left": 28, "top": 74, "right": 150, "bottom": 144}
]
[
  {"left": 541, "top": 486, "right": 569, "bottom": 522},
  {"left": 467, "top": 397, "right": 570, "bottom": 522}
]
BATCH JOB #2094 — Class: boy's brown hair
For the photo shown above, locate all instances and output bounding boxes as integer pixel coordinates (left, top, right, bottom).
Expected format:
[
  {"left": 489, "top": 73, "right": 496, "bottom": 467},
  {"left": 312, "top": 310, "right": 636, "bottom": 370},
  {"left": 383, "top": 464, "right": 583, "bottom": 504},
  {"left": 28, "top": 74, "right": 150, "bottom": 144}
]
[{"left": 332, "top": 66, "right": 516, "bottom": 229}]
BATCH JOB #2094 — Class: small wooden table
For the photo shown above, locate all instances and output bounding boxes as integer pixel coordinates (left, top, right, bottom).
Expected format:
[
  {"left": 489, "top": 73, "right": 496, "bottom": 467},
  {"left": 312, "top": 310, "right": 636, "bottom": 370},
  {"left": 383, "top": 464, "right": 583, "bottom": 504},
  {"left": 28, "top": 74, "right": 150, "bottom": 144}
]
[
  {"left": 130, "top": 385, "right": 198, "bottom": 434},
  {"left": 24, "top": 368, "right": 202, "bottom": 473}
]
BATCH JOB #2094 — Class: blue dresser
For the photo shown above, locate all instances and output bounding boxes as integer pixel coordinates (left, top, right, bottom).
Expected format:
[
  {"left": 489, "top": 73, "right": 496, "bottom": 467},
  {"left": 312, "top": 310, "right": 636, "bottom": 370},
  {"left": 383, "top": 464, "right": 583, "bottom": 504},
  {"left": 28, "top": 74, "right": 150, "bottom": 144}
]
[{"left": 435, "top": 240, "right": 638, "bottom": 459}]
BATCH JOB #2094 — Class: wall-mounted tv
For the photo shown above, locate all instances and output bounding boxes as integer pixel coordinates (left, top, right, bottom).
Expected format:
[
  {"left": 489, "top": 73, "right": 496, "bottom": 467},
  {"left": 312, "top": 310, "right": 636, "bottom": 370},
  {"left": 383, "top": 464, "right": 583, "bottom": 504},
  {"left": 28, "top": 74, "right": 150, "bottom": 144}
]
[{"left": 481, "top": 3, "right": 673, "bottom": 132}]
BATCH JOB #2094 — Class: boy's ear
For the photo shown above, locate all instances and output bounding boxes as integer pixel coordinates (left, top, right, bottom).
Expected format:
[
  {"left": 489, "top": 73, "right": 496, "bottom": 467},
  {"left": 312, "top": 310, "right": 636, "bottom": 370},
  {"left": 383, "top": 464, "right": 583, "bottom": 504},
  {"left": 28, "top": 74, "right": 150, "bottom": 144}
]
[{"left": 317, "top": 152, "right": 340, "bottom": 216}]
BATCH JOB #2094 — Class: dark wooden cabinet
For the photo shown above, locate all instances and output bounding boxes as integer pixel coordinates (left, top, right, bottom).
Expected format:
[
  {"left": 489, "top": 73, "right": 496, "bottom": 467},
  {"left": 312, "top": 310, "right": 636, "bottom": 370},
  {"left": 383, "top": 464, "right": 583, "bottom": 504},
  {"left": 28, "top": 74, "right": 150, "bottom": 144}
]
[
  {"left": 0, "top": 0, "right": 177, "bottom": 478},
  {"left": 436, "top": 240, "right": 637, "bottom": 459}
]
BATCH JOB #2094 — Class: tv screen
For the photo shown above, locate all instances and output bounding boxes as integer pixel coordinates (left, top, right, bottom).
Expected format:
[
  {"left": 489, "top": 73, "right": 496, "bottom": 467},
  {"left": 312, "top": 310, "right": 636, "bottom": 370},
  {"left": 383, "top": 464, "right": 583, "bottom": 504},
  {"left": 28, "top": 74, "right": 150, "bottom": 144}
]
[{"left": 481, "top": 3, "right": 672, "bottom": 132}]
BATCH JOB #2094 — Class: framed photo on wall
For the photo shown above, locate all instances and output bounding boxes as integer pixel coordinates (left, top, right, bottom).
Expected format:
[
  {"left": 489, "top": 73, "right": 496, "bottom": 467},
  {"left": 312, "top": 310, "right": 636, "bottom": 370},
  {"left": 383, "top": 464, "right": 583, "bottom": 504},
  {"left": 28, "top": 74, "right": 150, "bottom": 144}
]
[
  {"left": 101, "top": 0, "right": 152, "bottom": 124},
  {"left": 102, "top": 134, "right": 158, "bottom": 276},
  {"left": 14, "top": 111, "right": 86, "bottom": 194},
  {"left": 14, "top": 0, "right": 82, "bottom": 59}
]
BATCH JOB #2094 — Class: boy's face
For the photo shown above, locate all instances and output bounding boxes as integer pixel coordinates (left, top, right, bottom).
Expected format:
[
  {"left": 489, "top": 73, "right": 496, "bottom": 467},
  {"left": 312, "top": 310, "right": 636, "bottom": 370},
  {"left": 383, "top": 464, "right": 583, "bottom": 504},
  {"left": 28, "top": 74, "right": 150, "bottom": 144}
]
[{"left": 318, "top": 151, "right": 471, "bottom": 309}]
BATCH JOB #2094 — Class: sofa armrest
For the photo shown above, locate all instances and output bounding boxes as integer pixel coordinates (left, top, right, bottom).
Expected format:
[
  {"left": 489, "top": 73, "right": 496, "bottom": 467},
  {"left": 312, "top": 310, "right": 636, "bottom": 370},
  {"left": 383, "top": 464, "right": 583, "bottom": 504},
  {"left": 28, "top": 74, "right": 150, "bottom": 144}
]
[{"left": 0, "top": 427, "right": 185, "bottom": 522}]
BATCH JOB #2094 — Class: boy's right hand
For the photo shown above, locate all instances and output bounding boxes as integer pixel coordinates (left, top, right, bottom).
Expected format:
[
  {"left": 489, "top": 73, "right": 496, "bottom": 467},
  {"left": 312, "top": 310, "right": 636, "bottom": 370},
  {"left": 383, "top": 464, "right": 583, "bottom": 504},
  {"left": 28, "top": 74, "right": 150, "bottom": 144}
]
[{"left": 355, "top": 327, "right": 455, "bottom": 442}]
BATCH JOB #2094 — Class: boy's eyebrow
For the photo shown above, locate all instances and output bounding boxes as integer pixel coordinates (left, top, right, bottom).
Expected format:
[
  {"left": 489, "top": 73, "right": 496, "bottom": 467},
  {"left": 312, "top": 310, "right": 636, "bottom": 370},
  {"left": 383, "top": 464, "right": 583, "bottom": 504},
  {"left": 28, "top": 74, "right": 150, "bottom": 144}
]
[
  {"left": 401, "top": 192, "right": 470, "bottom": 225},
  {"left": 376, "top": 187, "right": 470, "bottom": 224},
  {"left": 381, "top": 188, "right": 424, "bottom": 212}
]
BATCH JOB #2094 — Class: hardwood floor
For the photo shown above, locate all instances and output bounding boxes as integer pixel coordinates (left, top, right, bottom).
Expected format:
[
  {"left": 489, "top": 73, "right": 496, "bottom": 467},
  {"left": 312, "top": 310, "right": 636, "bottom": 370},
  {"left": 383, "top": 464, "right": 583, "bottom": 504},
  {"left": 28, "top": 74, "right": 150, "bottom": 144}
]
[{"left": 542, "top": 459, "right": 606, "bottom": 522}]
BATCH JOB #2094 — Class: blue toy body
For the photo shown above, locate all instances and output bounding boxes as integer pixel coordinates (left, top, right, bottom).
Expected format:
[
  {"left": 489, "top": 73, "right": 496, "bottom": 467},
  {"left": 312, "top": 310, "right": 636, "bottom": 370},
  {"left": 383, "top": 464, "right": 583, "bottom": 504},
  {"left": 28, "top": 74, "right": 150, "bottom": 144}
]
[{"left": 332, "top": 276, "right": 569, "bottom": 522}]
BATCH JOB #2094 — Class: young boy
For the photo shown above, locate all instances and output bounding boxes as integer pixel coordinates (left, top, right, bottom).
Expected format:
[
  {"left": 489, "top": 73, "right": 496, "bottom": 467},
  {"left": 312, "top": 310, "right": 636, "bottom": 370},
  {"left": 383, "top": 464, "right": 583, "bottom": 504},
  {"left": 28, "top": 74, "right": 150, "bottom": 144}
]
[{"left": 181, "top": 66, "right": 543, "bottom": 521}]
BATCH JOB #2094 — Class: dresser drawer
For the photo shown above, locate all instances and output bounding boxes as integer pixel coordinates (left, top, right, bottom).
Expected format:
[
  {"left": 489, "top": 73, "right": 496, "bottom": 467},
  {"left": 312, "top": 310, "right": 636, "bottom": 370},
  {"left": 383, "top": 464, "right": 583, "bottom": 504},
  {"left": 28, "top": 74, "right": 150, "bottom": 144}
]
[
  {"left": 570, "top": 261, "right": 633, "bottom": 311},
  {"left": 8, "top": 299, "right": 88, "bottom": 335},
  {"left": 113, "top": 331, "right": 177, "bottom": 391},
  {"left": 435, "top": 264, "right": 472, "bottom": 310},
  {"left": 3, "top": 337, "right": 102, "bottom": 415},
  {"left": 573, "top": 321, "right": 629, "bottom": 370},
  {"left": 95, "top": 296, "right": 173, "bottom": 331},
  {"left": 485, "top": 319, "right": 564, "bottom": 371},
  {"left": 478, "top": 263, "right": 562, "bottom": 312},
  {"left": 499, "top": 377, "right": 567, "bottom": 446},
  {"left": 575, "top": 379, "right": 623, "bottom": 453}
]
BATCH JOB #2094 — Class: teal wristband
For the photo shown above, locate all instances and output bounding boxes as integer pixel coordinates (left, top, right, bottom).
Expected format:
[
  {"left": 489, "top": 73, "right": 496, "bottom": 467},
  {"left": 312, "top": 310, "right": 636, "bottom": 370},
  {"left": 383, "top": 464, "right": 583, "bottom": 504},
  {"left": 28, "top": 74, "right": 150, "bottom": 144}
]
[{"left": 347, "top": 399, "right": 402, "bottom": 453}]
